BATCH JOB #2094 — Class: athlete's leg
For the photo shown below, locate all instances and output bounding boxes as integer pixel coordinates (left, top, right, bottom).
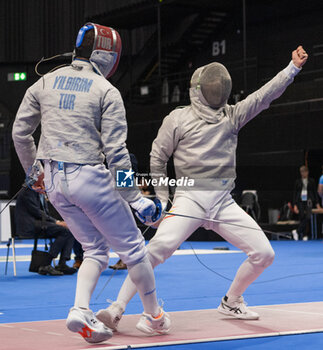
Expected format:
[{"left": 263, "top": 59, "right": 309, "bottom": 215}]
[
  {"left": 212, "top": 197, "right": 274, "bottom": 297},
  {"left": 96, "top": 195, "right": 204, "bottom": 329},
  {"left": 45, "top": 162, "right": 159, "bottom": 316},
  {"left": 44, "top": 196, "right": 110, "bottom": 309},
  {"left": 210, "top": 195, "right": 274, "bottom": 319},
  {"left": 44, "top": 194, "right": 113, "bottom": 342}
]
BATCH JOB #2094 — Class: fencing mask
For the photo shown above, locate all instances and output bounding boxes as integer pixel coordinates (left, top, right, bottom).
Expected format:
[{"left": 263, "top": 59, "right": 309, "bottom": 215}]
[
  {"left": 75, "top": 22, "right": 122, "bottom": 79},
  {"left": 190, "top": 62, "right": 232, "bottom": 108}
]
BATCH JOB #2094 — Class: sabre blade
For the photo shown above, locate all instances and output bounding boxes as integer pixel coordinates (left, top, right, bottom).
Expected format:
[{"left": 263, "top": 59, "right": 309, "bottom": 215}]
[{"left": 164, "top": 211, "right": 291, "bottom": 239}]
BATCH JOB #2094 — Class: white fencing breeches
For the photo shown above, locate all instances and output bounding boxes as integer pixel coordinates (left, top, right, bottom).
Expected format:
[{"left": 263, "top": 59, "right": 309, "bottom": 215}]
[
  {"left": 116, "top": 192, "right": 274, "bottom": 306},
  {"left": 44, "top": 162, "right": 146, "bottom": 268},
  {"left": 44, "top": 161, "right": 161, "bottom": 314}
]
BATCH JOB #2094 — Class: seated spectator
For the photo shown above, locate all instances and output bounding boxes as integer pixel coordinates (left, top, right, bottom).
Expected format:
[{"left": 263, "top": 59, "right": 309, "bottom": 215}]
[
  {"left": 292, "top": 165, "right": 320, "bottom": 240},
  {"left": 15, "top": 185, "right": 77, "bottom": 275}
]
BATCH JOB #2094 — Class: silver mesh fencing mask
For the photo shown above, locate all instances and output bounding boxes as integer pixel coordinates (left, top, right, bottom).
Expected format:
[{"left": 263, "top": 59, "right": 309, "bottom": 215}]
[{"left": 191, "top": 62, "right": 232, "bottom": 108}]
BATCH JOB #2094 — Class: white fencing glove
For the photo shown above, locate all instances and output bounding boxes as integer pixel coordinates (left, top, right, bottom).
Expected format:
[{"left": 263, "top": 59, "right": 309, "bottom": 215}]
[{"left": 130, "top": 197, "right": 162, "bottom": 226}]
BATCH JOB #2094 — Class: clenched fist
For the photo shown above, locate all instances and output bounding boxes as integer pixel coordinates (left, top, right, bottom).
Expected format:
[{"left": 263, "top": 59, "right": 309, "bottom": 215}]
[{"left": 292, "top": 45, "right": 308, "bottom": 68}]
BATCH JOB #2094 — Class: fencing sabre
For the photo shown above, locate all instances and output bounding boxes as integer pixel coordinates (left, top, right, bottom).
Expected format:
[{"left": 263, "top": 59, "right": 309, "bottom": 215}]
[
  {"left": 0, "top": 161, "right": 42, "bottom": 215},
  {"left": 164, "top": 211, "right": 291, "bottom": 239}
]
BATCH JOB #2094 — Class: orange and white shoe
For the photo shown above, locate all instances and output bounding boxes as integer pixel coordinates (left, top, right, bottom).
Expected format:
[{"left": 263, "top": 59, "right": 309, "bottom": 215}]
[
  {"left": 66, "top": 307, "right": 113, "bottom": 343},
  {"left": 136, "top": 308, "right": 171, "bottom": 335}
]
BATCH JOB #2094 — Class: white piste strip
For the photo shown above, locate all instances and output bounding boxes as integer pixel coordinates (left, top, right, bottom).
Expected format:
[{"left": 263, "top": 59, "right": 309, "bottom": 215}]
[
  {"left": 45, "top": 331, "right": 64, "bottom": 336},
  {"left": 0, "top": 248, "right": 241, "bottom": 262},
  {"left": 0, "top": 244, "right": 47, "bottom": 249},
  {"left": 20, "top": 327, "right": 39, "bottom": 332}
]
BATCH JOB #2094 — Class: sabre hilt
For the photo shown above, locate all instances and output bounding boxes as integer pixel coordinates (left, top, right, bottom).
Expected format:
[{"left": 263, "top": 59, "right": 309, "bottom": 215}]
[{"left": 135, "top": 198, "right": 163, "bottom": 227}]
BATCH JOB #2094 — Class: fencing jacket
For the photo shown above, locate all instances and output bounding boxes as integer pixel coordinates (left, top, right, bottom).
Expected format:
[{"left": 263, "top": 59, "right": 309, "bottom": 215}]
[
  {"left": 150, "top": 61, "right": 301, "bottom": 207},
  {"left": 12, "top": 59, "right": 141, "bottom": 203}
]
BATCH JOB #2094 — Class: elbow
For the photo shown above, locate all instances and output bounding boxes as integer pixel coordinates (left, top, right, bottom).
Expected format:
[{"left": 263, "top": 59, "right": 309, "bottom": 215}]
[
  {"left": 12, "top": 122, "right": 26, "bottom": 144},
  {"left": 12, "top": 131, "right": 28, "bottom": 147},
  {"left": 150, "top": 155, "right": 167, "bottom": 171}
]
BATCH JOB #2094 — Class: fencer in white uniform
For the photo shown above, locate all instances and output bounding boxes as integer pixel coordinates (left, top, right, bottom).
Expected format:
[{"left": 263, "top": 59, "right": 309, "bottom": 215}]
[
  {"left": 96, "top": 46, "right": 308, "bottom": 327},
  {"left": 12, "top": 23, "right": 170, "bottom": 343}
]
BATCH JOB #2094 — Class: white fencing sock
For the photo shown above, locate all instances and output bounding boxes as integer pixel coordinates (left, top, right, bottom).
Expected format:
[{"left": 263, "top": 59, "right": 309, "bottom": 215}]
[
  {"left": 226, "top": 258, "right": 264, "bottom": 298},
  {"left": 127, "top": 255, "right": 159, "bottom": 316},
  {"left": 116, "top": 274, "right": 136, "bottom": 310},
  {"left": 74, "top": 258, "right": 102, "bottom": 309}
]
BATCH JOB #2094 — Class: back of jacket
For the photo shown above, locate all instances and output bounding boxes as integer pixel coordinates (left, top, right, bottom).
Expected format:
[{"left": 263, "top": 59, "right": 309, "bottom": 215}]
[{"left": 13, "top": 59, "right": 140, "bottom": 203}]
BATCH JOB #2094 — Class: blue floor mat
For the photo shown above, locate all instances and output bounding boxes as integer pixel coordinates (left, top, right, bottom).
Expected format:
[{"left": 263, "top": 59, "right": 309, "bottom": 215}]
[{"left": 1, "top": 240, "right": 323, "bottom": 349}]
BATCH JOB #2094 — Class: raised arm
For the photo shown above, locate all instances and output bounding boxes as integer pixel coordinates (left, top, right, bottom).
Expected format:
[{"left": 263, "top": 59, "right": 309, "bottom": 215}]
[{"left": 231, "top": 46, "right": 308, "bottom": 132}]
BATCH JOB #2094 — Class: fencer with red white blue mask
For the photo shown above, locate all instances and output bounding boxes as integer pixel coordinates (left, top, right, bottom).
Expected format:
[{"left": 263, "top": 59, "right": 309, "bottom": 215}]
[
  {"left": 75, "top": 23, "right": 122, "bottom": 79},
  {"left": 12, "top": 22, "right": 170, "bottom": 343}
]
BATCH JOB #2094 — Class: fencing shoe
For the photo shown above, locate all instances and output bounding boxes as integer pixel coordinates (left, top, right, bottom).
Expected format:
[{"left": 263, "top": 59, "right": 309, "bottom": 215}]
[
  {"left": 38, "top": 265, "right": 63, "bottom": 276},
  {"left": 96, "top": 301, "right": 125, "bottom": 331},
  {"left": 217, "top": 295, "right": 259, "bottom": 320},
  {"left": 136, "top": 308, "right": 171, "bottom": 335},
  {"left": 55, "top": 263, "right": 77, "bottom": 275},
  {"left": 66, "top": 307, "right": 113, "bottom": 343},
  {"left": 109, "top": 259, "right": 127, "bottom": 270},
  {"left": 73, "top": 259, "right": 83, "bottom": 269}
]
